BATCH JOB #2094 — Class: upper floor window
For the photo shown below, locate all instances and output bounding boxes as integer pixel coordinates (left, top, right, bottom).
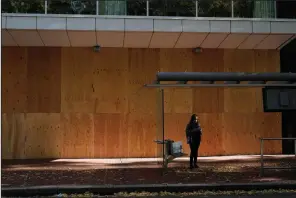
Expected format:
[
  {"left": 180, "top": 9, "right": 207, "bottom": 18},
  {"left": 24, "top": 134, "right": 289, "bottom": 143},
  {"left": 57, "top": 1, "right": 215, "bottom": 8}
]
[{"left": 1, "top": 0, "right": 294, "bottom": 19}]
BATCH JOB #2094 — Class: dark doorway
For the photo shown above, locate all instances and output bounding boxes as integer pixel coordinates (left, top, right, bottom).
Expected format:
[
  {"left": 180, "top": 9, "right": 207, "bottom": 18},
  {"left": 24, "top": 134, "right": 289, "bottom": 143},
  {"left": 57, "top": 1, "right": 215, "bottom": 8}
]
[{"left": 280, "top": 38, "right": 296, "bottom": 154}]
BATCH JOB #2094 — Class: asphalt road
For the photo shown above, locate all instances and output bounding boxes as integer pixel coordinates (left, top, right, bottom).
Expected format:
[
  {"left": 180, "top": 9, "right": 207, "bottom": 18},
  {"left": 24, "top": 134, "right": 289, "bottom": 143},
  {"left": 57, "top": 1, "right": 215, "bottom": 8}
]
[
  {"left": 107, "top": 194, "right": 296, "bottom": 198},
  {"left": 3, "top": 193, "right": 296, "bottom": 198}
]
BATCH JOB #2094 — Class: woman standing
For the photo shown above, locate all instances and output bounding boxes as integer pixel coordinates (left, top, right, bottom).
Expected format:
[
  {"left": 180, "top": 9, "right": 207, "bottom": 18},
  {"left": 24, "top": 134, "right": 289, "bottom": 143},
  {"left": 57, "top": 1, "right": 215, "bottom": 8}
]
[{"left": 186, "top": 114, "right": 202, "bottom": 169}]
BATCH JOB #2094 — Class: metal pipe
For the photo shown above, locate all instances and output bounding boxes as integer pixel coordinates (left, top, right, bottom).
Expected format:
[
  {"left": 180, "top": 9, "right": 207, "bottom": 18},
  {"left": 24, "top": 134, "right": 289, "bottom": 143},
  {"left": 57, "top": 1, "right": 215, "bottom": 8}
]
[
  {"left": 96, "top": 0, "right": 99, "bottom": 15},
  {"left": 295, "top": 140, "right": 296, "bottom": 157},
  {"left": 195, "top": 0, "right": 198, "bottom": 17},
  {"left": 261, "top": 138, "right": 296, "bottom": 140},
  {"left": 260, "top": 139, "right": 264, "bottom": 177},
  {"left": 160, "top": 88, "right": 165, "bottom": 168},
  {"left": 231, "top": 0, "right": 234, "bottom": 17},
  {"left": 156, "top": 72, "right": 296, "bottom": 82},
  {"left": 146, "top": 0, "right": 149, "bottom": 16},
  {"left": 44, "top": 0, "right": 48, "bottom": 14},
  {"left": 264, "top": 167, "right": 296, "bottom": 170},
  {"left": 274, "top": 0, "right": 277, "bottom": 18},
  {"left": 144, "top": 83, "right": 296, "bottom": 88}
]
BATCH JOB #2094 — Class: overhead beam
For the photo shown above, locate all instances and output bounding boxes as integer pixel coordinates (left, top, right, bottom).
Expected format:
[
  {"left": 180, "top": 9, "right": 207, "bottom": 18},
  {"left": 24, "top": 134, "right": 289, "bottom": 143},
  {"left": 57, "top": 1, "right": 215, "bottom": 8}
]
[
  {"left": 144, "top": 83, "right": 296, "bottom": 88},
  {"left": 156, "top": 72, "right": 296, "bottom": 82}
]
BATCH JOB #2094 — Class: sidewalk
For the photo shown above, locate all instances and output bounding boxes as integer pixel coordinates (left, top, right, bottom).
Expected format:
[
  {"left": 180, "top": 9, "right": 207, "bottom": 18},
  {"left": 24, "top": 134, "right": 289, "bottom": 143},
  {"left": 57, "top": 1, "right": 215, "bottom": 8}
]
[
  {"left": 2, "top": 155, "right": 296, "bottom": 188},
  {"left": 2, "top": 155, "right": 296, "bottom": 197}
]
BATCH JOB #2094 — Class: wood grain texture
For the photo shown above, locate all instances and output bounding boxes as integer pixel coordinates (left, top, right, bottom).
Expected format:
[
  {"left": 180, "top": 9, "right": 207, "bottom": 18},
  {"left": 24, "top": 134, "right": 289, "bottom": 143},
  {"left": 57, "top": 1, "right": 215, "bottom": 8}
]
[
  {"left": 2, "top": 47, "right": 282, "bottom": 159},
  {"left": 27, "top": 47, "right": 61, "bottom": 113},
  {"left": 2, "top": 47, "right": 28, "bottom": 113}
]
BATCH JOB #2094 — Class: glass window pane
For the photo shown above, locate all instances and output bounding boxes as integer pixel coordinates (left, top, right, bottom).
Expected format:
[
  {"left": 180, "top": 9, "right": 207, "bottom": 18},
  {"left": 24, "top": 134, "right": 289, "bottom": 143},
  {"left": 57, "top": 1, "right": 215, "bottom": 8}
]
[
  {"left": 234, "top": 0, "right": 253, "bottom": 18},
  {"left": 253, "top": 0, "right": 275, "bottom": 18},
  {"left": 149, "top": 0, "right": 165, "bottom": 16},
  {"left": 127, "top": 0, "right": 147, "bottom": 16},
  {"left": 99, "top": 0, "right": 126, "bottom": 15},
  {"left": 48, "top": 0, "right": 96, "bottom": 15},
  {"left": 149, "top": 0, "right": 195, "bottom": 17},
  {"left": 2, "top": 0, "right": 45, "bottom": 13},
  {"left": 277, "top": 0, "right": 296, "bottom": 19},
  {"left": 198, "top": 0, "right": 231, "bottom": 17}
]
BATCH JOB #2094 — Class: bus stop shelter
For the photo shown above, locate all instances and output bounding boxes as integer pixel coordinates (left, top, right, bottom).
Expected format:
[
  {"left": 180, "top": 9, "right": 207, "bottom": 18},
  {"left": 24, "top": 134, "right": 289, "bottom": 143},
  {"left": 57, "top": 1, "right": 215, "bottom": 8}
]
[{"left": 144, "top": 72, "right": 296, "bottom": 168}]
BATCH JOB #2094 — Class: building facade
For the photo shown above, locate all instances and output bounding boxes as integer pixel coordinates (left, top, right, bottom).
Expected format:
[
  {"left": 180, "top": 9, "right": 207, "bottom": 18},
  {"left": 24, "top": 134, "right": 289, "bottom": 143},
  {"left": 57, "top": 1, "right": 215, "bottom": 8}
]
[{"left": 2, "top": 0, "right": 296, "bottom": 159}]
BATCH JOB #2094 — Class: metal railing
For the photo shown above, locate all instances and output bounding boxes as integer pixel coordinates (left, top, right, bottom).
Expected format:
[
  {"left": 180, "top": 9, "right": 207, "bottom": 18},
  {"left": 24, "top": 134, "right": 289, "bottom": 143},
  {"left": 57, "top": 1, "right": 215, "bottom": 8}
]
[
  {"left": 260, "top": 137, "right": 296, "bottom": 176},
  {"left": 2, "top": 0, "right": 295, "bottom": 19}
]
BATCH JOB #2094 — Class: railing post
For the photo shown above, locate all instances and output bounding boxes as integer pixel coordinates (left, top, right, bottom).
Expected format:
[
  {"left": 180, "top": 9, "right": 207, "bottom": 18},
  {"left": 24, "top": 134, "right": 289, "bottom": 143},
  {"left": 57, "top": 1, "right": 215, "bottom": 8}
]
[
  {"left": 146, "top": 0, "right": 149, "bottom": 16},
  {"left": 96, "top": 0, "right": 99, "bottom": 15},
  {"left": 44, "top": 0, "right": 48, "bottom": 14},
  {"left": 195, "top": 0, "right": 198, "bottom": 17},
  {"left": 274, "top": 0, "right": 277, "bottom": 18},
  {"left": 260, "top": 138, "right": 264, "bottom": 177},
  {"left": 231, "top": 0, "right": 234, "bottom": 18},
  {"left": 294, "top": 140, "right": 296, "bottom": 157}
]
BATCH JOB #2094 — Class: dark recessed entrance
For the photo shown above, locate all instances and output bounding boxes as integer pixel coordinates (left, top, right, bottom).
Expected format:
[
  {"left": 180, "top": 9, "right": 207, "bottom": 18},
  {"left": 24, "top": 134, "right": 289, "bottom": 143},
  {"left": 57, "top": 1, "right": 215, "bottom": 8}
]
[{"left": 280, "top": 38, "right": 296, "bottom": 154}]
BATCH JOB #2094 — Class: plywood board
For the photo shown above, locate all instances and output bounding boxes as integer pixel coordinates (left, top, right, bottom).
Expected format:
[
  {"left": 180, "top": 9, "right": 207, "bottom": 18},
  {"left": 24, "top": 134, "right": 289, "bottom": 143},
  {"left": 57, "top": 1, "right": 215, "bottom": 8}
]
[
  {"left": 94, "top": 113, "right": 126, "bottom": 158},
  {"left": 125, "top": 113, "right": 157, "bottom": 157},
  {"left": 22, "top": 113, "right": 63, "bottom": 158},
  {"left": 27, "top": 47, "right": 61, "bottom": 113},
  {"left": 127, "top": 49, "right": 160, "bottom": 114},
  {"left": 2, "top": 113, "right": 63, "bottom": 159},
  {"left": 61, "top": 113, "right": 94, "bottom": 158},
  {"left": 159, "top": 49, "right": 193, "bottom": 114},
  {"left": 2, "top": 113, "right": 27, "bottom": 159},
  {"left": 1, "top": 47, "right": 282, "bottom": 159},
  {"left": 2, "top": 48, "right": 27, "bottom": 113},
  {"left": 61, "top": 47, "right": 95, "bottom": 113},
  {"left": 192, "top": 49, "right": 225, "bottom": 113},
  {"left": 92, "top": 48, "right": 128, "bottom": 114},
  {"left": 222, "top": 113, "right": 281, "bottom": 155}
]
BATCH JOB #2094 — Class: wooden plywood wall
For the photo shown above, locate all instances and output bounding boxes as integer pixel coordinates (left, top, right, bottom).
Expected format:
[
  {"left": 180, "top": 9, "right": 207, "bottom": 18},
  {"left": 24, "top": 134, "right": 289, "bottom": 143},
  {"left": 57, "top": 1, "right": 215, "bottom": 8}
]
[{"left": 2, "top": 47, "right": 282, "bottom": 159}]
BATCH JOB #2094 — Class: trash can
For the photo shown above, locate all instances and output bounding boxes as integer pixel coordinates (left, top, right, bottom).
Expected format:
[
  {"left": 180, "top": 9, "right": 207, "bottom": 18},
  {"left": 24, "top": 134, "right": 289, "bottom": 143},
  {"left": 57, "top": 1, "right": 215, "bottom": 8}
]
[{"left": 165, "top": 139, "right": 174, "bottom": 156}]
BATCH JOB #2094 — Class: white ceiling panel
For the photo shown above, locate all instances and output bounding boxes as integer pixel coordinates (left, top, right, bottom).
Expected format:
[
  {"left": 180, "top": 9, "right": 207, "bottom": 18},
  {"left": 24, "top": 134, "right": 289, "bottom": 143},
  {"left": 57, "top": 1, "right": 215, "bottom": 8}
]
[
  {"left": 149, "top": 32, "right": 180, "bottom": 48},
  {"left": 67, "top": 31, "right": 96, "bottom": 47},
  {"left": 218, "top": 33, "right": 250, "bottom": 49},
  {"left": 125, "top": 19, "right": 153, "bottom": 32},
  {"left": 37, "top": 17, "right": 66, "bottom": 30},
  {"left": 255, "top": 34, "right": 293, "bottom": 49},
  {"left": 7, "top": 16, "right": 36, "bottom": 29},
  {"left": 38, "top": 30, "right": 70, "bottom": 46},
  {"left": 238, "top": 34, "right": 268, "bottom": 49},
  {"left": 200, "top": 33, "right": 228, "bottom": 48},
  {"left": 2, "top": 30, "right": 17, "bottom": 46},
  {"left": 154, "top": 19, "right": 182, "bottom": 32},
  {"left": 174, "top": 32, "right": 208, "bottom": 48},
  {"left": 67, "top": 18, "right": 95, "bottom": 31},
  {"left": 96, "top": 31, "right": 124, "bottom": 47},
  {"left": 210, "top": 21, "right": 230, "bottom": 33},
  {"left": 124, "top": 32, "right": 152, "bottom": 48},
  {"left": 8, "top": 30, "right": 43, "bottom": 46},
  {"left": 2, "top": 16, "right": 7, "bottom": 28},
  {"left": 182, "top": 20, "right": 210, "bottom": 32},
  {"left": 96, "top": 19, "right": 124, "bottom": 31}
]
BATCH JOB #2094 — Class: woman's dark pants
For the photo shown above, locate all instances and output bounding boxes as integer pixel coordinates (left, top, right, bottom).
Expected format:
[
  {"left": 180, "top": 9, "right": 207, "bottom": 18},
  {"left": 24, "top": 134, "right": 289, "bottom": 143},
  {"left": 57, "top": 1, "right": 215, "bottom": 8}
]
[{"left": 189, "top": 140, "right": 200, "bottom": 166}]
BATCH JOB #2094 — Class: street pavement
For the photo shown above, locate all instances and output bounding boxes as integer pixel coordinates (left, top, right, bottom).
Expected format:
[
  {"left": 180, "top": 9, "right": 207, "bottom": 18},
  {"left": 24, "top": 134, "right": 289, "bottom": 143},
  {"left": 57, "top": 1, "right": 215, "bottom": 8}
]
[{"left": 108, "top": 193, "right": 296, "bottom": 198}]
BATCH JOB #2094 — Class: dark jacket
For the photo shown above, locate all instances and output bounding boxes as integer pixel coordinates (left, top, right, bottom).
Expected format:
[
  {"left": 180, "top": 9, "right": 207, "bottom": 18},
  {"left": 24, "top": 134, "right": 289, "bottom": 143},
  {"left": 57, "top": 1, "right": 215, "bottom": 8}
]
[{"left": 186, "top": 122, "right": 202, "bottom": 144}]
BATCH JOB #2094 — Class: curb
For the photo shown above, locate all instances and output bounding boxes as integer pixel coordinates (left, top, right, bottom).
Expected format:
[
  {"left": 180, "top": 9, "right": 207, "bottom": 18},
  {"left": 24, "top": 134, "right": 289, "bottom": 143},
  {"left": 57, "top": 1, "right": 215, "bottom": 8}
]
[{"left": 2, "top": 182, "right": 296, "bottom": 197}]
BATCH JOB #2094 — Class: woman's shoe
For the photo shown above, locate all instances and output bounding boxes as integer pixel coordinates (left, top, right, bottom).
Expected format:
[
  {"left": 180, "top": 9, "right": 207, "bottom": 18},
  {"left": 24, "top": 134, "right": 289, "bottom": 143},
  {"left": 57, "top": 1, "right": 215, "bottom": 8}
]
[
  {"left": 194, "top": 164, "right": 199, "bottom": 168},
  {"left": 190, "top": 165, "right": 194, "bottom": 169}
]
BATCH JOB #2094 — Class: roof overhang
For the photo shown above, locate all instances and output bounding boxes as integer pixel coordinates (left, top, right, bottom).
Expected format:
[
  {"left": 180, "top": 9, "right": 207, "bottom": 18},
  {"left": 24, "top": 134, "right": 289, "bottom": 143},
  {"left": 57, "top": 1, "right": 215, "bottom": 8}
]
[
  {"left": 2, "top": 13, "right": 296, "bottom": 49},
  {"left": 145, "top": 72, "right": 296, "bottom": 88}
]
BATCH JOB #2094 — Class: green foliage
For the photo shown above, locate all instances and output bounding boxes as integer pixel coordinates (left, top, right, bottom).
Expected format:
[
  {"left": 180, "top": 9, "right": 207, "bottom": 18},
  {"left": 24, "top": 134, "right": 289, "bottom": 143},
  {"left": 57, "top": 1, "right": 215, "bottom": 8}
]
[{"left": 2, "top": 0, "right": 45, "bottom": 13}]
